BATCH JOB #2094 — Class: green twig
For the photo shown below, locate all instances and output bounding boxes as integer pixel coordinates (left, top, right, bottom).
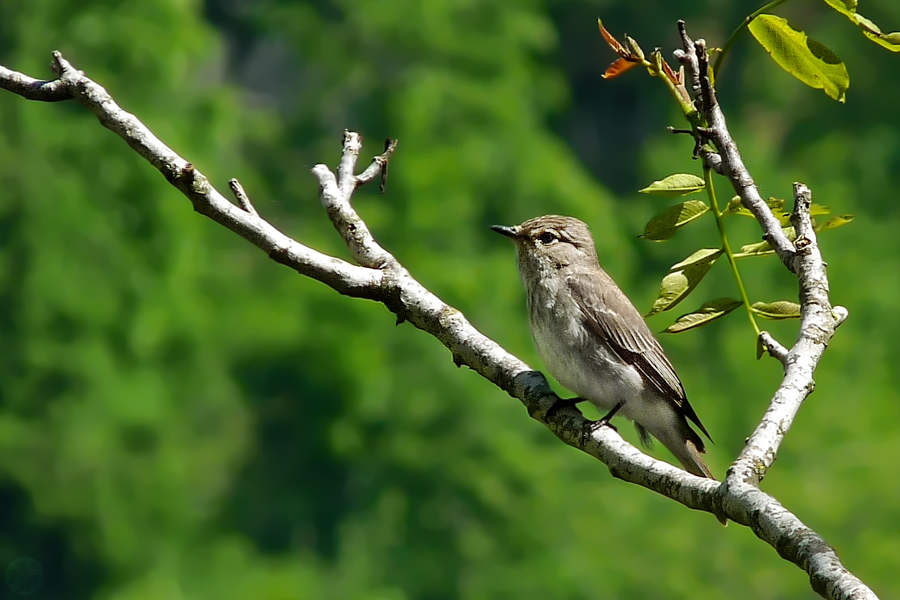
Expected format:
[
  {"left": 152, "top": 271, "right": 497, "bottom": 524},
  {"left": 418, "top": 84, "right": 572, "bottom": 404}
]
[
  {"left": 713, "top": 0, "right": 791, "bottom": 76},
  {"left": 705, "top": 166, "right": 760, "bottom": 337}
]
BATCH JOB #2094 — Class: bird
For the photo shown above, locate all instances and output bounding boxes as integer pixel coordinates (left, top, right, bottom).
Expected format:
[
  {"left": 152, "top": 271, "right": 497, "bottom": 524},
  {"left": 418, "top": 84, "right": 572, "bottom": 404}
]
[{"left": 492, "top": 215, "right": 715, "bottom": 479}]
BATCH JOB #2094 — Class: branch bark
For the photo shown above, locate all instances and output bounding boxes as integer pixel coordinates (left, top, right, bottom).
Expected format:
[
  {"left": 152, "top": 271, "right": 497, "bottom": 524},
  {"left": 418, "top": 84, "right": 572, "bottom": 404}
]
[
  {"left": 670, "top": 24, "right": 849, "bottom": 490},
  {"left": 0, "top": 45, "right": 872, "bottom": 600},
  {"left": 674, "top": 22, "right": 796, "bottom": 271}
]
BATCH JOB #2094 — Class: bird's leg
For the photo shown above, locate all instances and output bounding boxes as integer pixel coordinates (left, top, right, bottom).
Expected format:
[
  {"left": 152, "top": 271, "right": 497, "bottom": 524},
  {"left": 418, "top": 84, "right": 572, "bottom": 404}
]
[
  {"left": 598, "top": 399, "right": 626, "bottom": 424},
  {"left": 588, "top": 399, "right": 626, "bottom": 434}
]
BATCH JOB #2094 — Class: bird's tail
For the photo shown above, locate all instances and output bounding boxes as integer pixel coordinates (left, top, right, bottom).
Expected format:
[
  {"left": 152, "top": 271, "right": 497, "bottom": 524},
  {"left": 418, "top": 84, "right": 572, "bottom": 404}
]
[
  {"left": 681, "top": 437, "right": 714, "bottom": 479},
  {"left": 678, "top": 434, "right": 727, "bottom": 526}
]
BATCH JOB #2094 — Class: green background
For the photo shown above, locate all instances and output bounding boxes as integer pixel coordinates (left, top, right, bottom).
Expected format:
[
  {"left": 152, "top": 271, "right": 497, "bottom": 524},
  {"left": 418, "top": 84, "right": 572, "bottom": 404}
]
[{"left": 0, "top": 0, "right": 897, "bottom": 598}]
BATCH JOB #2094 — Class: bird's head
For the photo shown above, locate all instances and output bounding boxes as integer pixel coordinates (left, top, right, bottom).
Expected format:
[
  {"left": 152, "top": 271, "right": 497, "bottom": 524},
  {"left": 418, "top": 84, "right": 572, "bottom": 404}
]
[{"left": 491, "top": 215, "right": 599, "bottom": 276}]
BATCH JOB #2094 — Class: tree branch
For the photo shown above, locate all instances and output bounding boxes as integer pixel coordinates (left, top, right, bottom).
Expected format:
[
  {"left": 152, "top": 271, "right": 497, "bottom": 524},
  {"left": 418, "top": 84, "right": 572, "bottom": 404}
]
[
  {"left": 671, "top": 24, "right": 850, "bottom": 486},
  {"left": 759, "top": 331, "right": 789, "bottom": 365},
  {"left": 673, "top": 22, "right": 796, "bottom": 271},
  {"left": 0, "top": 53, "right": 73, "bottom": 101},
  {"left": 228, "top": 178, "right": 259, "bottom": 218},
  {"left": 0, "top": 50, "right": 873, "bottom": 600},
  {"left": 356, "top": 138, "right": 398, "bottom": 189},
  {"left": 668, "top": 24, "right": 866, "bottom": 598},
  {"left": 730, "top": 182, "right": 842, "bottom": 486}
]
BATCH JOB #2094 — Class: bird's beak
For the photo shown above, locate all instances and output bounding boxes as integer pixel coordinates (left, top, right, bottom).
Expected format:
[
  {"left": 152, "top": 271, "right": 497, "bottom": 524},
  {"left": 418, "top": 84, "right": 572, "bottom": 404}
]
[{"left": 491, "top": 224, "right": 520, "bottom": 239}]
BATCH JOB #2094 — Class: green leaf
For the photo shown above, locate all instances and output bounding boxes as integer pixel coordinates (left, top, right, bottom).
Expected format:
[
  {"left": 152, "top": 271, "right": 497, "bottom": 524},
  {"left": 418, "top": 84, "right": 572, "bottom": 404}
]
[
  {"left": 734, "top": 239, "right": 774, "bottom": 258},
  {"left": 663, "top": 298, "right": 743, "bottom": 334},
  {"left": 721, "top": 196, "right": 746, "bottom": 217},
  {"left": 733, "top": 214, "right": 851, "bottom": 258},
  {"left": 670, "top": 247, "right": 723, "bottom": 270},
  {"left": 819, "top": 0, "right": 900, "bottom": 52},
  {"left": 767, "top": 198, "right": 793, "bottom": 225},
  {"left": 646, "top": 248, "right": 722, "bottom": 316},
  {"left": 777, "top": 202, "right": 829, "bottom": 226},
  {"left": 751, "top": 301, "right": 802, "bottom": 320},
  {"left": 734, "top": 227, "right": 796, "bottom": 258},
  {"left": 774, "top": 212, "right": 792, "bottom": 226},
  {"left": 768, "top": 197, "right": 786, "bottom": 212},
  {"left": 749, "top": 14, "right": 850, "bottom": 102},
  {"left": 640, "top": 200, "right": 710, "bottom": 241},
  {"left": 723, "top": 196, "right": 772, "bottom": 219},
  {"left": 639, "top": 173, "right": 706, "bottom": 196},
  {"left": 820, "top": 0, "right": 857, "bottom": 18},
  {"left": 723, "top": 197, "right": 828, "bottom": 226},
  {"left": 854, "top": 22, "right": 900, "bottom": 52},
  {"left": 816, "top": 214, "right": 855, "bottom": 231},
  {"left": 855, "top": 14, "right": 881, "bottom": 34}
]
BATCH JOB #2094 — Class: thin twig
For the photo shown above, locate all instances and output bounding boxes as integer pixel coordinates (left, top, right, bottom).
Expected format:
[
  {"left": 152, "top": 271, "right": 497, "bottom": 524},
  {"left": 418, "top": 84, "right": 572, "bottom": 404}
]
[
  {"left": 674, "top": 24, "right": 796, "bottom": 271},
  {"left": 356, "top": 138, "right": 398, "bottom": 189},
  {"left": 336, "top": 130, "right": 362, "bottom": 197},
  {"left": 228, "top": 178, "right": 259, "bottom": 218},
  {"left": 702, "top": 149, "right": 724, "bottom": 174},
  {"left": 380, "top": 138, "right": 393, "bottom": 193},
  {"left": 759, "top": 332, "right": 789, "bottom": 365}
]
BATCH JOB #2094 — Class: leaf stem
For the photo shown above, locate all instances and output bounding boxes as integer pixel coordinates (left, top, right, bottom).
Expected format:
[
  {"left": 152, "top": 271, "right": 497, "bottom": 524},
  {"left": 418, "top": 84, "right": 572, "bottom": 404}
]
[
  {"left": 713, "top": 0, "right": 791, "bottom": 76},
  {"left": 705, "top": 167, "right": 760, "bottom": 337}
]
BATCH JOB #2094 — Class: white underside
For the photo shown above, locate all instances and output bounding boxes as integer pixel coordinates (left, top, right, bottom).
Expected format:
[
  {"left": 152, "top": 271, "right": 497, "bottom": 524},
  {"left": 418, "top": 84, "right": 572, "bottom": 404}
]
[{"left": 527, "top": 277, "right": 686, "bottom": 453}]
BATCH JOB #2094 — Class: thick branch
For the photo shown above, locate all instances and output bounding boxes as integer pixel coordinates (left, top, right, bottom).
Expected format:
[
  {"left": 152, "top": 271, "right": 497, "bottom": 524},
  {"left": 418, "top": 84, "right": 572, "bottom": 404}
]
[
  {"left": 0, "top": 52, "right": 873, "bottom": 600},
  {"left": 721, "top": 480, "right": 875, "bottom": 599},
  {"left": 730, "top": 184, "right": 843, "bottom": 485}
]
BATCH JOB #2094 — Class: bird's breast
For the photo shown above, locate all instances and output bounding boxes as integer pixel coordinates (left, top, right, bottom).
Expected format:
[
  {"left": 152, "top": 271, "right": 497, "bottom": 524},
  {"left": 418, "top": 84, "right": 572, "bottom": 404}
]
[{"left": 526, "top": 280, "right": 646, "bottom": 412}]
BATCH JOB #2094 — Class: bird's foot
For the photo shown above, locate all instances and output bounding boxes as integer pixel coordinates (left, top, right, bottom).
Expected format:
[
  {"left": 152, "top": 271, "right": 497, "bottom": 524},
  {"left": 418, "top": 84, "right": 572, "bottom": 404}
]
[
  {"left": 587, "top": 418, "right": 617, "bottom": 435},
  {"left": 585, "top": 399, "right": 626, "bottom": 436},
  {"left": 546, "top": 396, "right": 587, "bottom": 420},
  {"left": 583, "top": 415, "right": 617, "bottom": 448}
]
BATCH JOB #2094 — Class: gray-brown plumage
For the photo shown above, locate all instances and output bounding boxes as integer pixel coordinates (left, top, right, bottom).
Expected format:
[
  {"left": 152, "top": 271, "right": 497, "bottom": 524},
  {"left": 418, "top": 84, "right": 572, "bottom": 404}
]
[{"left": 492, "top": 215, "right": 714, "bottom": 478}]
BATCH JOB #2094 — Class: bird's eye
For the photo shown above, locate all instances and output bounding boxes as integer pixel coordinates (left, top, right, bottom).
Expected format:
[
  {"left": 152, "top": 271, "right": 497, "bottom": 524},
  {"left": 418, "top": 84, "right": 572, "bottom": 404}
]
[{"left": 537, "top": 231, "right": 558, "bottom": 245}]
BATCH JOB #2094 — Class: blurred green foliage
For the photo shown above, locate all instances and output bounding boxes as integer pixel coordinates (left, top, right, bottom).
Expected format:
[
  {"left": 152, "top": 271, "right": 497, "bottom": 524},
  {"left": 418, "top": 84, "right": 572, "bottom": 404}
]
[{"left": 0, "top": 0, "right": 898, "bottom": 598}]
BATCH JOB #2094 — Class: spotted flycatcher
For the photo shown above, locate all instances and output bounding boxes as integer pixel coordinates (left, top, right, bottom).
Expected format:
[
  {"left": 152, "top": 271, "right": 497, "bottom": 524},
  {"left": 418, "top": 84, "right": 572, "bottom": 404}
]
[{"left": 492, "top": 215, "right": 714, "bottom": 478}]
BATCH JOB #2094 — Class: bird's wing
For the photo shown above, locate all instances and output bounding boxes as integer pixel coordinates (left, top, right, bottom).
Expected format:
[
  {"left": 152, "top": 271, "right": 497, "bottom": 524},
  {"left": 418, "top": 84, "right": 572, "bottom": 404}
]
[{"left": 567, "top": 272, "right": 711, "bottom": 440}]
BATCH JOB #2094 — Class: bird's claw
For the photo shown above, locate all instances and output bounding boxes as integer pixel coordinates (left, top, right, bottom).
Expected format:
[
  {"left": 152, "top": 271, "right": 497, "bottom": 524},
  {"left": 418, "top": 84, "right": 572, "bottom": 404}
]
[{"left": 589, "top": 418, "right": 617, "bottom": 434}]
